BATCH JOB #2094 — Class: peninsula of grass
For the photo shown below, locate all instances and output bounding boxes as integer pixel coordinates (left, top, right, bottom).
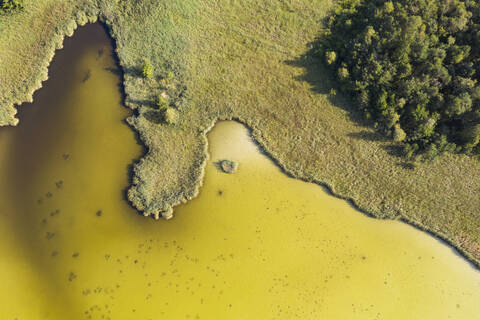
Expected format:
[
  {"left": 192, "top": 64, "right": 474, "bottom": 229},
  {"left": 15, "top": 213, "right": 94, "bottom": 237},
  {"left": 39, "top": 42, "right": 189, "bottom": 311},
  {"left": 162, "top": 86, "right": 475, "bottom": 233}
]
[{"left": 1, "top": 0, "right": 479, "bottom": 267}]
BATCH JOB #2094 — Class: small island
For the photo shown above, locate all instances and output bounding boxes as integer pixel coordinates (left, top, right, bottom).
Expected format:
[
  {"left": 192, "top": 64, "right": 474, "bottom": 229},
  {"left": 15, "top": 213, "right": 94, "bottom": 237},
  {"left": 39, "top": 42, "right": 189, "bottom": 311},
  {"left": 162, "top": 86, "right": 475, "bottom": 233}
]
[{"left": 219, "top": 159, "right": 238, "bottom": 174}]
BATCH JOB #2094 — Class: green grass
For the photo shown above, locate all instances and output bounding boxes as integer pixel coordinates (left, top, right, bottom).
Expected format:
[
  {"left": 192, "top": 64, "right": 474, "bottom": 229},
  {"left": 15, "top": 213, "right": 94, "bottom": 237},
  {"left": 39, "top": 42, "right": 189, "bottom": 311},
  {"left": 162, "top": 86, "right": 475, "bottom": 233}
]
[{"left": 1, "top": 0, "right": 480, "bottom": 267}]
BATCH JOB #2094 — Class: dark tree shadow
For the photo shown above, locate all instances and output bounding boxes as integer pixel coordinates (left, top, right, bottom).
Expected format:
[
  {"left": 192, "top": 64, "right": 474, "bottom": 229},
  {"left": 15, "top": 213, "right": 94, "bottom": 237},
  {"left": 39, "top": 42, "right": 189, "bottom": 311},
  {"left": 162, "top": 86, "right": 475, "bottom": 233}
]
[
  {"left": 383, "top": 144, "right": 404, "bottom": 157},
  {"left": 347, "top": 130, "right": 389, "bottom": 143},
  {"left": 144, "top": 110, "right": 164, "bottom": 124},
  {"left": 284, "top": 43, "right": 370, "bottom": 127},
  {"left": 284, "top": 39, "right": 407, "bottom": 160},
  {"left": 127, "top": 98, "right": 157, "bottom": 108}
]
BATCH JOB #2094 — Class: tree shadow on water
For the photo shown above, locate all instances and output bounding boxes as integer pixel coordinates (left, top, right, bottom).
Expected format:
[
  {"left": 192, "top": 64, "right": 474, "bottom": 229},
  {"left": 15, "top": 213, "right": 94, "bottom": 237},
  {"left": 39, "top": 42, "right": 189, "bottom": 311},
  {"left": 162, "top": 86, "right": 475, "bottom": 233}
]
[{"left": 105, "top": 66, "right": 141, "bottom": 78}]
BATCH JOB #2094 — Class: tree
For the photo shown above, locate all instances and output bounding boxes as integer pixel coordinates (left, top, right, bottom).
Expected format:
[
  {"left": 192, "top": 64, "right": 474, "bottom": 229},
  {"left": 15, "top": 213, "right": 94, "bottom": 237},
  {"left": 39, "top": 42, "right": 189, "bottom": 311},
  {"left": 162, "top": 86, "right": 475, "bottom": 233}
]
[
  {"left": 462, "top": 124, "right": 480, "bottom": 148},
  {"left": 393, "top": 125, "right": 407, "bottom": 142},
  {"left": 325, "top": 51, "right": 337, "bottom": 65}
]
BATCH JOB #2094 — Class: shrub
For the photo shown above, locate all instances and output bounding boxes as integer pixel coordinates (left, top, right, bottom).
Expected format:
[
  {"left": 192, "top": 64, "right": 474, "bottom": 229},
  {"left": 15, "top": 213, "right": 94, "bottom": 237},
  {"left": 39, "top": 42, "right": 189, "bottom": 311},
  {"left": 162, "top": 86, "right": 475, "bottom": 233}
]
[
  {"left": 156, "top": 94, "right": 168, "bottom": 110},
  {"left": 142, "top": 59, "right": 154, "bottom": 79}
]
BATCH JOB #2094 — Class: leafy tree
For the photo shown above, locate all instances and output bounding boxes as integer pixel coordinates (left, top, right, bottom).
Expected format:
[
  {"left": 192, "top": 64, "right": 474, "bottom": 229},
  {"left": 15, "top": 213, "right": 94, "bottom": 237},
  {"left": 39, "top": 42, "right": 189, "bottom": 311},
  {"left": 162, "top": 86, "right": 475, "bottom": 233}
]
[
  {"left": 325, "top": 51, "right": 337, "bottom": 65},
  {"left": 393, "top": 125, "right": 407, "bottom": 142},
  {"left": 462, "top": 123, "right": 480, "bottom": 148}
]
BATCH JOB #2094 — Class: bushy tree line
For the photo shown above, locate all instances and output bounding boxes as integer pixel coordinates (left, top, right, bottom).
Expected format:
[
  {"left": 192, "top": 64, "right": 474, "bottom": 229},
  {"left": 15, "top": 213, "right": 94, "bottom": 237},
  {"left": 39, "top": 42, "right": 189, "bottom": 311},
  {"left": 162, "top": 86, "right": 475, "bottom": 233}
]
[
  {"left": 0, "top": 0, "right": 24, "bottom": 13},
  {"left": 321, "top": 0, "right": 480, "bottom": 160}
]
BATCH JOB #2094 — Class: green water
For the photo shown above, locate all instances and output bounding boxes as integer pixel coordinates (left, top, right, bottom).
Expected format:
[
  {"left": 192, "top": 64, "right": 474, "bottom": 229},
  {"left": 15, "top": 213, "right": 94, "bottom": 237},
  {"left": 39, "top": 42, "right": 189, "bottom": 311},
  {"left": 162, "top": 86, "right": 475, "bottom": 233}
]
[{"left": 0, "top": 23, "right": 479, "bottom": 320}]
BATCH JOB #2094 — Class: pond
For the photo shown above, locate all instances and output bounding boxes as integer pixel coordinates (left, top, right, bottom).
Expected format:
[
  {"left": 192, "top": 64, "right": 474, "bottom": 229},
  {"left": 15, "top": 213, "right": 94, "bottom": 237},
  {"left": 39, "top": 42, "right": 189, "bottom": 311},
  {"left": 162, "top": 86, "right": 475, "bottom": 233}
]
[{"left": 0, "top": 23, "right": 479, "bottom": 320}]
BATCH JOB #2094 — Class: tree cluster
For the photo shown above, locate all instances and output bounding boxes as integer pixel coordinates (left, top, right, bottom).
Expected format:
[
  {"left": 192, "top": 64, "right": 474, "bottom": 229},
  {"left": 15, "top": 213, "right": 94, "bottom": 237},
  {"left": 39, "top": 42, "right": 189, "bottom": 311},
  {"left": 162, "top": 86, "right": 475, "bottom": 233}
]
[{"left": 321, "top": 0, "right": 480, "bottom": 160}]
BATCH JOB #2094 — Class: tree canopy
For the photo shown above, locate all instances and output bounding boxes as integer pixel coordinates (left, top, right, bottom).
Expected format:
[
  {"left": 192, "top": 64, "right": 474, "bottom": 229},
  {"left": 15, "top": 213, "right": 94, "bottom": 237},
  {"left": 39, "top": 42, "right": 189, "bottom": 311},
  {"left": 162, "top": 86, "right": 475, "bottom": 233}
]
[{"left": 321, "top": 0, "right": 480, "bottom": 160}]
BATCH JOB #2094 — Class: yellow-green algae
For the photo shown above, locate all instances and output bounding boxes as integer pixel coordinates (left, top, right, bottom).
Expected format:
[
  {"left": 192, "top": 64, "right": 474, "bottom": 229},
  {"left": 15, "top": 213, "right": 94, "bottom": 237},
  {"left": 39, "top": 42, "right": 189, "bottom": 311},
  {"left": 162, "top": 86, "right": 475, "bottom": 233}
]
[{"left": 0, "top": 24, "right": 479, "bottom": 320}]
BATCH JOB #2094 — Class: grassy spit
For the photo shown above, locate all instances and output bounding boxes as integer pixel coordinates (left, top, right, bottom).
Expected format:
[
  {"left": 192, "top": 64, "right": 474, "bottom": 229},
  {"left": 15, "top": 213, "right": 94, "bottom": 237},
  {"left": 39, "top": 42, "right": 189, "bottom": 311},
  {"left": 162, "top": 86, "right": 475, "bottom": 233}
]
[{"left": 0, "top": 0, "right": 479, "bottom": 267}]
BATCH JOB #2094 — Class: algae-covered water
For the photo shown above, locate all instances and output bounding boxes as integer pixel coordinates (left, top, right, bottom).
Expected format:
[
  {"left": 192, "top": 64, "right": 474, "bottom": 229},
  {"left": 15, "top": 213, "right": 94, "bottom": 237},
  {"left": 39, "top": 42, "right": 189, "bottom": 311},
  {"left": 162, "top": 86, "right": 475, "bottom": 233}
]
[{"left": 0, "top": 24, "right": 479, "bottom": 320}]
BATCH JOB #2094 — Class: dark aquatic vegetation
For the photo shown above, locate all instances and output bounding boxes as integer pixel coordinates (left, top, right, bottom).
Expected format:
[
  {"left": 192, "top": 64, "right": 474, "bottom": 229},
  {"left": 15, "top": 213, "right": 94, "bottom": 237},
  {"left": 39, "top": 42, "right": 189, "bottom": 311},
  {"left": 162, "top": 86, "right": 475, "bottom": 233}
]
[{"left": 82, "top": 69, "right": 91, "bottom": 83}]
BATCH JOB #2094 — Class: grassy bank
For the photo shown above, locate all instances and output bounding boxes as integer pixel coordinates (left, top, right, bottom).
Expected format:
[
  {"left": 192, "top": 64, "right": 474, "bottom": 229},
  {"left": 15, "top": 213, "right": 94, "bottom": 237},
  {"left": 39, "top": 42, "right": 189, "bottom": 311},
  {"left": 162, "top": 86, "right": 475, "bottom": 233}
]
[{"left": 1, "top": 0, "right": 479, "bottom": 267}]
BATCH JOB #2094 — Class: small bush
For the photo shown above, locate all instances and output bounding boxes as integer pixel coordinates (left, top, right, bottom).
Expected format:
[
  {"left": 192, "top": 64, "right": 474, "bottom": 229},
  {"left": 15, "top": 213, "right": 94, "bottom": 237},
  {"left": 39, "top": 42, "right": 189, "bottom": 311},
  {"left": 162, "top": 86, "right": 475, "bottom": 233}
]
[
  {"left": 156, "top": 94, "right": 168, "bottom": 110},
  {"left": 142, "top": 59, "right": 154, "bottom": 79}
]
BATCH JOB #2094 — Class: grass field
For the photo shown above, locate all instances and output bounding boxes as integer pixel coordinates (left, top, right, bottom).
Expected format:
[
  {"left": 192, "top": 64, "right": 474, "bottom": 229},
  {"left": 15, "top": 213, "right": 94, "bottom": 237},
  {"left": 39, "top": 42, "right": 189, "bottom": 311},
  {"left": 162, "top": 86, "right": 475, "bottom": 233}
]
[{"left": 1, "top": 0, "right": 479, "bottom": 267}]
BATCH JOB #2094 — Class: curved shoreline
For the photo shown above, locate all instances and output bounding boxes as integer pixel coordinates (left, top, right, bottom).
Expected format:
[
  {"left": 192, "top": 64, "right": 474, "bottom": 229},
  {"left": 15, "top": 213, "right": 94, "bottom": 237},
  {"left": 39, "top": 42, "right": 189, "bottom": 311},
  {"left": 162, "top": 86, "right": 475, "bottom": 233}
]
[
  {"left": 0, "top": 8, "right": 99, "bottom": 126},
  {"left": 138, "top": 112, "right": 480, "bottom": 269},
  {"left": 220, "top": 117, "right": 480, "bottom": 270},
  {"left": 1, "top": 14, "right": 479, "bottom": 270}
]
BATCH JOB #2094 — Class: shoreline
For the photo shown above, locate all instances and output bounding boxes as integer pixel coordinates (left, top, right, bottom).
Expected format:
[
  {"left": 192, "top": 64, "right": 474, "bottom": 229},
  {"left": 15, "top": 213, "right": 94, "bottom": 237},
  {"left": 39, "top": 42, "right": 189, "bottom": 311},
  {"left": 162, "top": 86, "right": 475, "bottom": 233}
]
[
  {"left": 0, "top": 6, "right": 99, "bottom": 126},
  {"left": 1, "top": 10, "right": 479, "bottom": 270},
  {"left": 223, "top": 117, "right": 480, "bottom": 270}
]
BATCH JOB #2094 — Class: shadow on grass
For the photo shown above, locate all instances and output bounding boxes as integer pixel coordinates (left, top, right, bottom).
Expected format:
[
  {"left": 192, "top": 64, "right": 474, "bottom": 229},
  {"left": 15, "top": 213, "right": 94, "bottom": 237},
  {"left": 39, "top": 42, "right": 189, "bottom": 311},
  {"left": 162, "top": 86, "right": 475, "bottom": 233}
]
[
  {"left": 347, "top": 130, "right": 388, "bottom": 143},
  {"left": 284, "top": 40, "right": 414, "bottom": 167},
  {"left": 143, "top": 110, "right": 164, "bottom": 124},
  {"left": 127, "top": 98, "right": 157, "bottom": 108},
  {"left": 284, "top": 44, "right": 369, "bottom": 127}
]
